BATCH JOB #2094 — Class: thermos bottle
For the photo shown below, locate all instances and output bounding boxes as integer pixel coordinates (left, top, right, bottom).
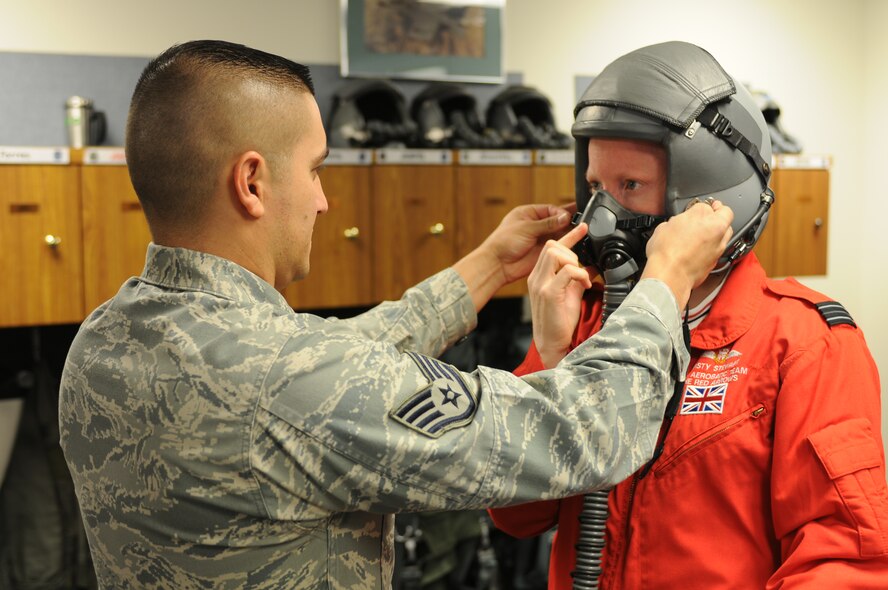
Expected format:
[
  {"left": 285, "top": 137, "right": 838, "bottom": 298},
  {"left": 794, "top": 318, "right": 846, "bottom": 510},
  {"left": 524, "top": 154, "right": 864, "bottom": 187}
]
[{"left": 65, "top": 96, "right": 107, "bottom": 148}]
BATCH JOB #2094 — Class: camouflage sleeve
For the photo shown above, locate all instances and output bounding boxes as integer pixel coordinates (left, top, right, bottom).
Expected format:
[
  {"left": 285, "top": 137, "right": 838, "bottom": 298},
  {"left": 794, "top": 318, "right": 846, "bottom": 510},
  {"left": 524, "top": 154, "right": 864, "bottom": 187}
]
[
  {"left": 333, "top": 268, "right": 476, "bottom": 357},
  {"left": 253, "top": 278, "right": 687, "bottom": 519}
]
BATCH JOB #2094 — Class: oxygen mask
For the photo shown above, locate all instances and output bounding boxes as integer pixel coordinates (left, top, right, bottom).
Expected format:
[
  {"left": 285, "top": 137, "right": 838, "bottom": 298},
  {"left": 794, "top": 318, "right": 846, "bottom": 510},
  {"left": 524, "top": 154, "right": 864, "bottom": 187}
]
[{"left": 572, "top": 189, "right": 667, "bottom": 283}]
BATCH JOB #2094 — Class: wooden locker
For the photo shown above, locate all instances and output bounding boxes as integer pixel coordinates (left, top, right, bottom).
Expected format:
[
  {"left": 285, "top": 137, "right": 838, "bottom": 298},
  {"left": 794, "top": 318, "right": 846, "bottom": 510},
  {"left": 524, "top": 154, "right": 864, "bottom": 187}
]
[
  {"left": 81, "top": 160, "right": 152, "bottom": 312},
  {"left": 0, "top": 165, "right": 84, "bottom": 327},
  {"left": 284, "top": 153, "right": 375, "bottom": 309},
  {"left": 456, "top": 150, "right": 534, "bottom": 298},
  {"left": 371, "top": 150, "right": 456, "bottom": 302}
]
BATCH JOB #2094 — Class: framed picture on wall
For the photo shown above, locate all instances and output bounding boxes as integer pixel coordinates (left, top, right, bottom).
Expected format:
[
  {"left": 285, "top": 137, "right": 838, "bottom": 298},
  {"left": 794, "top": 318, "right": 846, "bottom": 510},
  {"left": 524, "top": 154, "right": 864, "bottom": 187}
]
[{"left": 340, "top": 0, "right": 505, "bottom": 83}]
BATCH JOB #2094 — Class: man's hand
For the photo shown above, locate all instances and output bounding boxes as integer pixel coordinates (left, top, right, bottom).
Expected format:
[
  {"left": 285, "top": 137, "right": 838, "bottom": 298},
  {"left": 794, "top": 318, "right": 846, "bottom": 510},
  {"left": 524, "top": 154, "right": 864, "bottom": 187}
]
[
  {"left": 528, "top": 223, "right": 594, "bottom": 368},
  {"left": 454, "top": 203, "right": 574, "bottom": 312},
  {"left": 641, "top": 199, "right": 734, "bottom": 308},
  {"left": 486, "top": 203, "right": 576, "bottom": 284}
]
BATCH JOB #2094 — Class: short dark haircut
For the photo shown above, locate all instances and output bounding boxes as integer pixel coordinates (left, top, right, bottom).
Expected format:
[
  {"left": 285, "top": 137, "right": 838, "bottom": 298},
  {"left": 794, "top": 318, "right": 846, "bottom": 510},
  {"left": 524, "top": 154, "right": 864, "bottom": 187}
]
[{"left": 125, "top": 40, "right": 315, "bottom": 232}]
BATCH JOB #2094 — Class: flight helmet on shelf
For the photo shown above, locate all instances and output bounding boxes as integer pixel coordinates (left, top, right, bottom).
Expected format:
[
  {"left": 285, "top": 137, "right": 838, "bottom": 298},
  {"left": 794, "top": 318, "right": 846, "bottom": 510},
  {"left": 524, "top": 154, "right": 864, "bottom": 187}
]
[
  {"left": 485, "top": 85, "right": 572, "bottom": 149},
  {"left": 410, "top": 82, "right": 504, "bottom": 148},
  {"left": 327, "top": 80, "right": 417, "bottom": 148},
  {"left": 751, "top": 89, "right": 803, "bottom": 154}
]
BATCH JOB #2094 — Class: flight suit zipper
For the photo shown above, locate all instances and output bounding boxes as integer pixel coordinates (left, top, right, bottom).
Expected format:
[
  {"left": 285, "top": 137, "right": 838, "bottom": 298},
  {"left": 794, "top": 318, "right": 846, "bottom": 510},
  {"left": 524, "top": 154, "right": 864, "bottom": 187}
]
[
  {"left": 653, "top": 403, "right": 767, "bottom": 476},
  {"left": 600, "top": 404, "right": 767, "bottom": 588}
]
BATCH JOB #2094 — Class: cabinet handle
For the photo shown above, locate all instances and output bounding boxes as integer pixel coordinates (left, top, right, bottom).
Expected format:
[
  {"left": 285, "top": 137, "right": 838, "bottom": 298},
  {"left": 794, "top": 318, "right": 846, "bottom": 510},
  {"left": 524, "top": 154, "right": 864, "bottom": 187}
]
[
  {"left": 429, "top": 222, "right": 445, "bottom": 235},
  {"left": 814, "top": 217, "right": 823, "bottom": 229},
  {"left": 343, "top": 227, "right": 360, "bottom": 239},
  {"left": 44, "top": 234, "right": 62, "bottom": 248},
  {"left": 10, "top": 203, "right": 39, "bottom": 214}
]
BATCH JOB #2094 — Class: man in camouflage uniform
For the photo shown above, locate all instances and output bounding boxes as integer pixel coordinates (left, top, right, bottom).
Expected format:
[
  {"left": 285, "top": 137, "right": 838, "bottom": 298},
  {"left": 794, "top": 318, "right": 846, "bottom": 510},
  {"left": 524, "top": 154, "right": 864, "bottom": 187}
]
[{"left": 58, "top": 40, "right": 733, "bottom": 589}]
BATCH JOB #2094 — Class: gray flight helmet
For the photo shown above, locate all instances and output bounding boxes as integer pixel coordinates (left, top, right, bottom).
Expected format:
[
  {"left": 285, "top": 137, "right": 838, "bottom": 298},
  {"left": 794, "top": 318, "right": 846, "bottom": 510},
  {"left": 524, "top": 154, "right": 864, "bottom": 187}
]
[{"left": 573, "top": 41, "right": 774, "bottom": 270}]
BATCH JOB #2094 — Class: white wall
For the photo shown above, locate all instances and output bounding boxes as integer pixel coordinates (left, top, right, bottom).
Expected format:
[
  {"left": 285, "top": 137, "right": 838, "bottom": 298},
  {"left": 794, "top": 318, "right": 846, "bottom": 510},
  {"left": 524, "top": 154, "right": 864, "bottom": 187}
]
[
  {"left": 863, "top": 0, "right": 888, "bottom": 442},
  {"left": 0, "top": 0, "right": 341, "bottom": 62},
  {"left": 2, "top": 0, "right": 885, "bottom": 444}
]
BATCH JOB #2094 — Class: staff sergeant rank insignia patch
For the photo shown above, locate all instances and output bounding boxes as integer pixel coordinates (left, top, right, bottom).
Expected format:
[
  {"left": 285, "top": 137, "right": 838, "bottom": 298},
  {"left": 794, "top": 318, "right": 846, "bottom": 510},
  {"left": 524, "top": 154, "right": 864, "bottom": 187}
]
[{"left": 390, "top": 351, "right": 479, "bottom": 438}]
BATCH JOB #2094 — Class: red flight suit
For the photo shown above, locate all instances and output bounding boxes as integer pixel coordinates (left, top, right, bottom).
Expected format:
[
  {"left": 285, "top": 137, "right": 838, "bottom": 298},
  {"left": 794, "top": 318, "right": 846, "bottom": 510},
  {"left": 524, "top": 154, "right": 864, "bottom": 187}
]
[{"left": 490, "top": 253, "right": 888, "bottom": 589}]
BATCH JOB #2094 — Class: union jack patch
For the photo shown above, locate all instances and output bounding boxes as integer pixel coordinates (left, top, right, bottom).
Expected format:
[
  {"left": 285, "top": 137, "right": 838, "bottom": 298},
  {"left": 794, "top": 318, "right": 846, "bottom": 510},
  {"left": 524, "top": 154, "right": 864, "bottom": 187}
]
[
  {"left": 390, "top": 351, "right": 479, "bottom": 438},
  {"left": 680, "top": 383, "right": 728, "bottom": 415}
]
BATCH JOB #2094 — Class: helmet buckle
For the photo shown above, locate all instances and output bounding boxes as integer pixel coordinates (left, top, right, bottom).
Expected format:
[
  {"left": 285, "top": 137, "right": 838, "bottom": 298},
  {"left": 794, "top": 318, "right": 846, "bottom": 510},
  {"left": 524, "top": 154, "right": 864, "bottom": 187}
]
[{"left": 709, "top": 112, "right": 734, "bottom": 137}]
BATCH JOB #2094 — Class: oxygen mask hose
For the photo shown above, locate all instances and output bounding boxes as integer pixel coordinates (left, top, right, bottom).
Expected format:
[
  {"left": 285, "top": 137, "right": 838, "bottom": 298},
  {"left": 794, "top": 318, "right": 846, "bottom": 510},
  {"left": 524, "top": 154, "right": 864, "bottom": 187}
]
[
  {"left": 571, "top": 250, "right": 638, "bottom": 590},
  {"left": 569, "top": 195, "right": 690, "bottom": 588},
  {"left": 570, "top": 190, "right": 654, "bottom": 589}
]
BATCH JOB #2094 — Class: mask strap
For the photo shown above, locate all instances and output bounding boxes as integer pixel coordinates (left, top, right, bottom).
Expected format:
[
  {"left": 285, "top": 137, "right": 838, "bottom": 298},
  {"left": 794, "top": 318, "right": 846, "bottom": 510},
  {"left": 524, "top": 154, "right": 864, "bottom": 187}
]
[{"left": 616, "top": 215, "right": 668, "bottom": 230}]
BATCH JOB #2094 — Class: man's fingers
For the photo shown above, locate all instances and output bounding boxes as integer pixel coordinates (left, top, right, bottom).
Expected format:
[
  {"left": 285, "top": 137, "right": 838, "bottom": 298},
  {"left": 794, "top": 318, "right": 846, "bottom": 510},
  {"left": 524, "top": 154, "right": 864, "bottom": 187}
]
[
  {"left": 540, "top": 211, "right": 571, "bottom": 233},
  {"left": 556, "top": 222, "right": 588, "bottom": 248},
  {"left": 713, "top": 203, "right": 734, "bottom": 250},
  {"left": 719, "top": 223, "right": 734, "bottom": 251},
  {"left": 524, "top": 204, "right": 576, "bottom": 235},
  {"left": 518, "top": 204, "right": 572, "bottom": 231},
  {"left": 560, "top": 265, "right": 593, "bottom": 290},
  {"left": 533, "top": 237, "right": 582, "bottom": 277},
  {"left": 538, "top": 202, "right": 577, "bottom": 221},
  {"left": 714, "top": 203, "right": 734, "bottom": 225},
  {"left": 543, "top": 264, "right": 592, "bottom": 293},
  {"left": 545, "top": 244, "right": 581, "bottom": 272}
]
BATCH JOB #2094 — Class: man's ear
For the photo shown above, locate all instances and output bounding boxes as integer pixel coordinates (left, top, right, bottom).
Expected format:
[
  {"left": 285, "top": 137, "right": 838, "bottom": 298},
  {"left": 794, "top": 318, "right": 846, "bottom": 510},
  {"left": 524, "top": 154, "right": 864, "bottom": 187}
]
[{"left": 232, "top": 151, "right": 267, "bottom": 219}]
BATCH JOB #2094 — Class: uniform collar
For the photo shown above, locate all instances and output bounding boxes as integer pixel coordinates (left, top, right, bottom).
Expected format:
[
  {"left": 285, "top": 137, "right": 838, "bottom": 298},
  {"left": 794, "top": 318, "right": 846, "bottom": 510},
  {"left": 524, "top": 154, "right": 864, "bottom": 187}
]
[
  {"left": 141, "top": 243, "right": 292, "bottom": 312},
  {"left": 689, "top": 253, "right": 765, "bottom": 351}
]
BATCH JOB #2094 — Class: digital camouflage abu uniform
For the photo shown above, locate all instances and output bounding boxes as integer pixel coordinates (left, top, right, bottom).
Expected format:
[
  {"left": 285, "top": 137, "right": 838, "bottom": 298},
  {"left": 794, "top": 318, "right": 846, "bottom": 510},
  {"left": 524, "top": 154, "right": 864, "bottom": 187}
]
[{"left": 59, "top": 244, "right": 689, "bottom": 589}]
